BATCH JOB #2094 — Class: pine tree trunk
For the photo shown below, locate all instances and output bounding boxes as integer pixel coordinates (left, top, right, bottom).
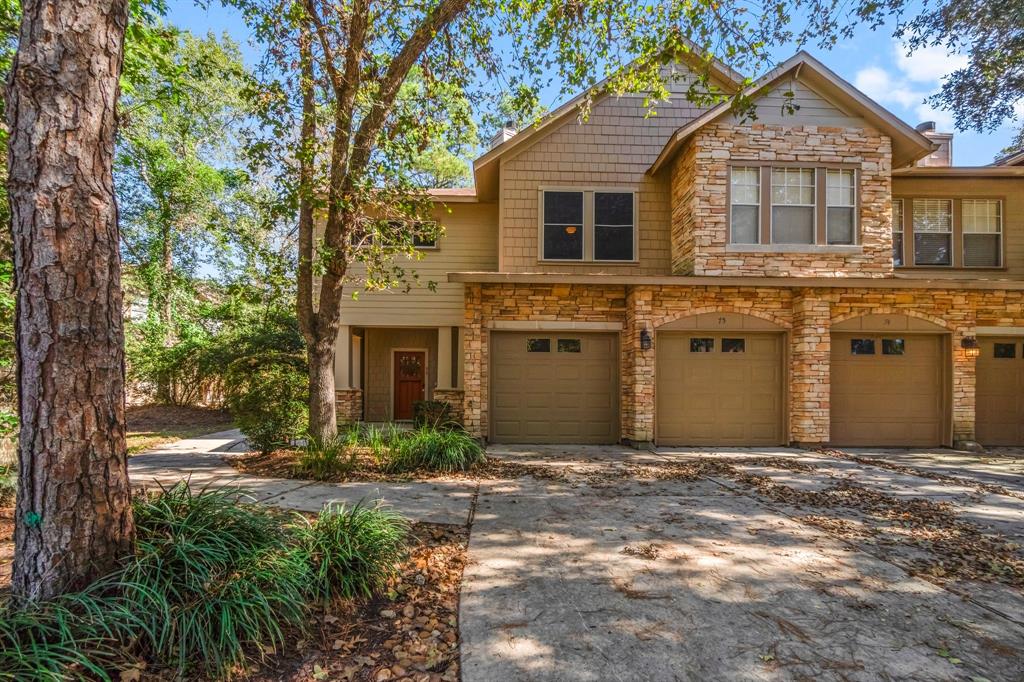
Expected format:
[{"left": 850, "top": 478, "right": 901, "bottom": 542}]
[
  {"left": 307, "top": 335, "right": 337, "bottom": 441},
  {"left": 7, "top": 0, "right": 135, "bottom": 601}
]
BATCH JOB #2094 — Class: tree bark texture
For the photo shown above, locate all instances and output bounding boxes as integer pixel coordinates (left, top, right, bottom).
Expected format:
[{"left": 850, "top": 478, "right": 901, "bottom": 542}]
[{"left": 7, "top": 0, "right": 135, "bottom": 601}]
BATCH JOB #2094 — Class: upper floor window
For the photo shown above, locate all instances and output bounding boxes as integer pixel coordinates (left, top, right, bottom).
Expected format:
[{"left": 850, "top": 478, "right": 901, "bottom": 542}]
[
  {"left": 729, "top": 164, "right": 860, "bottom": 247},
  {"left": 892, "top": 199, "right": 904, "bottom": 266},
  {"left": 912, "top": 199, "right": 953, "bottom": 266},
  {"left": 826, "top": 169, "right": 856, "bottom": 245},
  {"left": 962, "top": 199, "right": 1001, "bottom": 267},
  {"left": 730, "top": 167, "right": 760, "bottom": 244},
  {"left": 541, "top": 189, "right": 636, "bottom": 262},
  {"left": 771, "top": 168, "right": 816, "bottom": 244}
]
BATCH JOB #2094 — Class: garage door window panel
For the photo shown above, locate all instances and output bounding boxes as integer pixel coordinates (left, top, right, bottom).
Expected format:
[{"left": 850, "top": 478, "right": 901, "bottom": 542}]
[
  {"left": 557, "top": 338, "right": 581, "bottom": 353},
  {"left": 527, "top": 338, "right": 551, "bottom": 352},
  {"left": 722, "top": 338, "right": 745, "bottom": 353},
  {"left": 962, "top": 199, "right": 1001, "bottom": 267},
  {"left": 851, "top": 339, "right": 876, "bottom": 355},
  {"left": 882, "top": 338, "right": 905, "bottom": 355},
  {"left": 690, "top": 338, "right": 714, "bottom": 353},
  {"left": 994, "top": 343, "right": 1017, "bottom": 359},
  {"left": 542, "top": 192, "right": 584, "bottom": 260}
]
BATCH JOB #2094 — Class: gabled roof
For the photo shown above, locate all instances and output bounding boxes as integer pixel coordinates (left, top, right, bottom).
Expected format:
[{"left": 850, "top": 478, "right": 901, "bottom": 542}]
[
  {"left": 647, "top": 51, "right": 937, "bottom": 175},
  {"left": 991, "top": 148, "right": 1024, "bottom": 167},
  {"left": 471, "top": 46, "right": 745, "bottom": 201}
]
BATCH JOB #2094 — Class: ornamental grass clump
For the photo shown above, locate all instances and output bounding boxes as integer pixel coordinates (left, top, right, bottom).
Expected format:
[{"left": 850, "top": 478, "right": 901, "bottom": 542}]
[
  {"left": 296, "top": 429, "right": 360, "bottom": 480},
  {"left": 297, "top": 502, "right": 409, "bottom": 603},
  {"left": 0, "top": 483, "right": 410, "bottom": 680},
  {"left": 384, "top": 426, "right": 484, "bottom": 473}
]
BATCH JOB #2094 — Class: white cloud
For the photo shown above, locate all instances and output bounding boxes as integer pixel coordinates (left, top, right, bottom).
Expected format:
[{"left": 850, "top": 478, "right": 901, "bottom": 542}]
[
  {"left": 852, "top": 39, "right": 968, "bottom": 129},
  {"left": 894, "top": 44, "right": 970, "bottom": 84}
]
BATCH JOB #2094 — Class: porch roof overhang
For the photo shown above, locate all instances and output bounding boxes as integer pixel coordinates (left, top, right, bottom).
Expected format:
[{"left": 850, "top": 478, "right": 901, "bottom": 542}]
[{"left": 447, "top": 271, "right": 1024, "bottom": 291}]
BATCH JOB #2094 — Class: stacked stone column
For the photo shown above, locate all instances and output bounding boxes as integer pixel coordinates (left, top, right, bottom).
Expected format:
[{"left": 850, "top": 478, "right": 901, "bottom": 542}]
[
  {"left": 790, "top": 289, "right": 832, "bottom": 445},
  {"left": 622, "top": 286, "right": 655, "bottom": 446}
]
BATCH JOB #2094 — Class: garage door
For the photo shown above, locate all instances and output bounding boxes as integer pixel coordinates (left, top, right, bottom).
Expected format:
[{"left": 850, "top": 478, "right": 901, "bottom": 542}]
[
  {"left": 977, "top": 336, "right": 1024, "bottom": 446},
  {"left": 830, "top": 333, "right": 946, "bottom": 447},
  {"left": 490, "top": 332, "right": 618, "bottom": 444},
  {"left": 657, "top": 332, "right": 784, "bottom": 446}
]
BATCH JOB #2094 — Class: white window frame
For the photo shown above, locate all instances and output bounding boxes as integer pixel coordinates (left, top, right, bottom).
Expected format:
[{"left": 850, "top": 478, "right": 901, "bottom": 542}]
[
  {"left": 892, "top": 199, "right": 904, "bottom": 266},
  {"left": 730, "top": 166, "right": 761, "bottom": 244},
  {"left": 961, "top": 199, "right": 1002, "bottom": 268},
  {"left": 538, "top": 187, "right": 638, "bottom": 263},
  {"left": 769, "top": 167, "right": 817, "bottom": 245},
  {"left": 825, "top": 168, "right": 857, "bottom": 245},
  {"left": 912, "top": 198, "right": 954, "bottom": 267}
]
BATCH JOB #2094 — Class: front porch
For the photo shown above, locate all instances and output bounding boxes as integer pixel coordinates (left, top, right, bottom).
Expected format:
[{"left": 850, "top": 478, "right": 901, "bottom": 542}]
[{"left": 334, "top": 325, "right": 465, "bottom": 424}]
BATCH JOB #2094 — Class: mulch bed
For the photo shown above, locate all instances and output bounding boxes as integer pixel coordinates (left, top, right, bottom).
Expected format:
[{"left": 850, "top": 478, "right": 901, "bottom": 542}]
[
  {"left": 243, "top": 523, "right": 467, "bottom": 682},
  {"left": 0, "top": 505, "right": 12, "bottom": 590}
]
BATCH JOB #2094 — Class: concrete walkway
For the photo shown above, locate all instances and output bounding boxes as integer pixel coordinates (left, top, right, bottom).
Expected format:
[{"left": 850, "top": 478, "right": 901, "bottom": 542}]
[
  {"left": 128, "top": 430, "right": 477, "bottom": 526},
  {"left": 461, "top": 445, "right": 1024, "bottom": 681}
]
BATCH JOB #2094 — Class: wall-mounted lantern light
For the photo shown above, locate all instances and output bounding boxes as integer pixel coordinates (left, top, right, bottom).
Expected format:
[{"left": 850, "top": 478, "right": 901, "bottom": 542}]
[
  {"left": 640, "top": 328, "right": 652, "bottom": 351},
  {"left": 961, "top": 336, "right": 980, "bottom": 358}
]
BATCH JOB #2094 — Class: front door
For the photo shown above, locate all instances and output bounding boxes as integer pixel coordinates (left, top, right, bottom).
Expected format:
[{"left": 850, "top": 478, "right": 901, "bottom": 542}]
[{"left": 393, "top": 350, "right": 426, "bottom": 420}]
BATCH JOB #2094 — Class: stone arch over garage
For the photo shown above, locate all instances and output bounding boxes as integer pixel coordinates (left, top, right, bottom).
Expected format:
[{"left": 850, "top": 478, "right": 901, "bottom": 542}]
[
  {"left": 832, "top": 308, "right": 950, "bottom": 331},
  {"left": 655, "top": 308, "right": 790, "bottom": 332}
]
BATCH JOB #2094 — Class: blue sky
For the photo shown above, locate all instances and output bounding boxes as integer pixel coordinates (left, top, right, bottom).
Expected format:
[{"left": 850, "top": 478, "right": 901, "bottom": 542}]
[{"left": 166, "top": 0, "right": 1019, "bottom": 166}]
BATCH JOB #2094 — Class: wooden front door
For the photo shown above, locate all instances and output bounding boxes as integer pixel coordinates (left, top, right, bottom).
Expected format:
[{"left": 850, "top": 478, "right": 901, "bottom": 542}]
[{"left": 393, "top": 350, "right": 426, "bottom": 420}]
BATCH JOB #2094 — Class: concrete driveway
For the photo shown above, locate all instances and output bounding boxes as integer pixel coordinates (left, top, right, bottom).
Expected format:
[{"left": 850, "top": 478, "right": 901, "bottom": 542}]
[{"left": 461, "top": 445, "right": 1024, "bottom": 681}]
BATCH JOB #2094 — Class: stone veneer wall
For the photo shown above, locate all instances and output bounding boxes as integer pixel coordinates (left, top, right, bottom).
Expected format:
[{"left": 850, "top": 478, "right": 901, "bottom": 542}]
[
  {"left": 335, "top": 388, "right": 363, "bottom": 424},
  {"left": 431, "top": 388, "right": 465, "bottom": 425},
  {"left": 671, "top": 123, "right": 894, "bottom": 277},
  {"left": 462, "top": 282, "right": 1024, "bottom": 447}
]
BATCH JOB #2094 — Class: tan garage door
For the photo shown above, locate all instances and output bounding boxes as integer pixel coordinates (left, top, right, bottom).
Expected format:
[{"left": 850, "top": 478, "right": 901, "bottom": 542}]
[
  {"left": 830, "top": 333, "right": 946, "bottom": 447},
  {"left": 977, "top": 337, "right": 1024, "bottom": 446},
  {"left": 656, "top": 332, "right": 784, "bottom": 446},
  {"left": 490, "top": 332, "right": 618, "bottom": 444}
]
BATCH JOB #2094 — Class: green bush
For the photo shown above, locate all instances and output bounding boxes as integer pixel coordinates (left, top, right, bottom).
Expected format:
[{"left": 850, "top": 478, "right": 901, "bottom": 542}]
[
  {"left": 412, "top": 399, "right": 457, "bottom": 428},
  {"left": 0, "top": 465, "right": 15, "bottom": 507},
  {"left": 384, "top": 427, "right": 484, "bottom": 473},
  {"left": 225, "top": 352, "right": 308, "bottom": 453},
  {"left": 297, "top": 503, "right": 408, "bottom": 603},
  {"left": 119, "top": 483, "right": 310, "bottom": 676},
  {"left": 0, "top": 483, "right": 411, "bottom": 680},
  {"left": 296, "top": 429, "right": 360, "bottom": 480}
]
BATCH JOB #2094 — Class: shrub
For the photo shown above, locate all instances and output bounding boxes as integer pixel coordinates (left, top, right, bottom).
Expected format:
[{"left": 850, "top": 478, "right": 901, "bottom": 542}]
[
  {"left": 296, "top": 429, "right": 360, "bottom": 480},
  {"left": 0, "top": 465, "right": 15, "bottom": 507},
  {"left": 225, "top": 352, "right": 308, "bottom": 453},
  {"left": 412, "top": 400, "right": 457, "bottom": 428},
  {"left": 384, "top": 427, "right": 484, "bottom": 473},
  {"left": 0, "top": 592, "right": 118, "bottom": 681},
  {"left": 297, "top": 503, "right": 409, "bottom": 603},
  {"left": 118, "top": 483, "right": 311, "bottom": 676}
]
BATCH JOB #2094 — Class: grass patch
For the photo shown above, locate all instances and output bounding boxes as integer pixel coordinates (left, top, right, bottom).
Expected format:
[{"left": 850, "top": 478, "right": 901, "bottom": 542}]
[
  {"left": 287, "top": 424, "right": 485, "bottom": 481},
  {"left": 0, "top": 483, "right": 409, "bottom": 680}
]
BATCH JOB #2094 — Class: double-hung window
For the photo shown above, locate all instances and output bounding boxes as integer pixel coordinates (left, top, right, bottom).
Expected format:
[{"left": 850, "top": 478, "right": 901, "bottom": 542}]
[
  {"left": 826, "top": 169, "right": 856, "bottom": 245},
  {"left": 962, "top": 199, "right": 1002, "bottom": 267},
  {"left": 730, "top": 167, "right": 760, "bottom": 244},
  {"left": 912, "top": 199, "right": 953, "bottom": 266},
  {"left": 892, "top": 199, "right": 904, "bottom": 266},
  {"left": 771, "top": 168, "right": 816, "bottom": 244},
  {"left": 540, "top": 189, "right": 636, "bottom": 261}
]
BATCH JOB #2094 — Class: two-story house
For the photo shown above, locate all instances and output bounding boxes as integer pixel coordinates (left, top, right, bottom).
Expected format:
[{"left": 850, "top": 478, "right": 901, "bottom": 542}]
[{"left": 332, "top": 51, "right": 1024, "bottom": 450}]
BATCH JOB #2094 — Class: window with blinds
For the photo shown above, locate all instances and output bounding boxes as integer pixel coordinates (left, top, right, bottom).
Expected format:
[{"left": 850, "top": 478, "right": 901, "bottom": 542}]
[
  {"left": 730, "top": 167, "right": 760, "bottom": 244},
  {"left": 913, "top": 199, "right": 952, "bottom": 266},
  {"left": 771, "top": 168, "right": 816, "bottom": 244},
  {"left": 892, "top": 199, "right": 904, "bottom": 266},
  {"left": 826, "top": 169, "right": 855, "bottom": 245},
  {"left": 962, "top": 199, "right": 1001, "bottom": 267}
]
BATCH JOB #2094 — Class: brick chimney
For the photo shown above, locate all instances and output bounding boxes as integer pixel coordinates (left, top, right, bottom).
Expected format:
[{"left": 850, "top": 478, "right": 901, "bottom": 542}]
[{"left": 915, "top": 121, "right": 953, "bottom": 167}]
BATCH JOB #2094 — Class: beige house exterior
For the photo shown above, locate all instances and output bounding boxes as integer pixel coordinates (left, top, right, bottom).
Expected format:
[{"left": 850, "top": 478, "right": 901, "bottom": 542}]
[{"left": 334, "top": 51, "right": 1024, "bottom": 449}]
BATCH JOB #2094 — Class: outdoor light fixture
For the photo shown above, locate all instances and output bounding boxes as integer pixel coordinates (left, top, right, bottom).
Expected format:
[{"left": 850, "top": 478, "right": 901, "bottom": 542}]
[
  {"left": 640, "top": 328, "right": 652, "bottom": 350},
  {"left": 961, "top": 336, "right": 980, "bottom": 358}
]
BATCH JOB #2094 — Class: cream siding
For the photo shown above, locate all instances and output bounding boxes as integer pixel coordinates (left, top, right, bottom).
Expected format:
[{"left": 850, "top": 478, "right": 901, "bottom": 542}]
[
  {"left": 337, "top": 202, "right": 498, "bottom": 327},
  {"left": 892, "top": 176, "right": 1024, "bottom": 277},
  {"left": 499, "top": 70, "right": 722, "bottom": 275},
  {"left": 727, "top": 79, "right": 868, "bottom": 128}
]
